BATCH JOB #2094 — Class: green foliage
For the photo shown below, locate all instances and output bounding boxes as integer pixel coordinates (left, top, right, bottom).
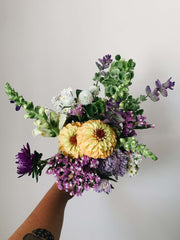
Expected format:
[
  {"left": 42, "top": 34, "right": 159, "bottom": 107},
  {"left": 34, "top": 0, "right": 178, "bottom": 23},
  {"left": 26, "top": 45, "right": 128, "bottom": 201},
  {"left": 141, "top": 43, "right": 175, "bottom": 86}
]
[
  {"left": 83, "top": 98, "right": 106, "bottom": 120},
  {"left": 120, "top": 137, "right": 158, "bottom": 160},
  {"left": 96, "top": 56, "right": 136, "bottom": 101}
]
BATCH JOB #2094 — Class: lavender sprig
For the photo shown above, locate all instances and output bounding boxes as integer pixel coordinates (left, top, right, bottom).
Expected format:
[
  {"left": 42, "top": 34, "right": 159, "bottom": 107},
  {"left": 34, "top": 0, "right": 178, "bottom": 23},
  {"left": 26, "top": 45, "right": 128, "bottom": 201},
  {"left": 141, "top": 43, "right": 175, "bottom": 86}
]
[
  {"left": 96, "top": 54, "right": 113, "bottom": 71},
  {"left": 146, "top": 77, "right": 175, "bottom": 102}
]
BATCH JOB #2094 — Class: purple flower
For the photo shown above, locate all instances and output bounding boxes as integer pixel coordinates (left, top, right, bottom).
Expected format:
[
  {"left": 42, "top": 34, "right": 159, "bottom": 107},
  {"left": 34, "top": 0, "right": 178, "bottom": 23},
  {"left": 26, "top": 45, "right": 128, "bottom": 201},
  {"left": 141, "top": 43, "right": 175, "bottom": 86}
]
[
  {"left": 16, "top": 143, "right": 34, "bottom": 177},
  {"left": 10, "top": 100, "right": 21, "bottom": 111},
  {"left": 146, "top": 77, "right": 175, "bottom": 102},
  {"left": 137, "top": 115, "right": 148, "bottom": 127},
  {"left": 46, "top": 154, "right": 100, "bottom": 196},
  {"left": 98, "top": 149, "right": 128, "bottom": 179},
  {"left": 162, "top": 77, "right": 175, "bottom": 90},
  {"left": 70, "top": 104, "right": 84, "bottom": 117},
  {"left": 95, "top": 179, "right": 112, "bottom": 194},
  {"left": 103, "top": 98, "right": 124, "bottom": 128},
  {"left": 137, "top": 115, "right": 155, "bottom": 129},
  {"left": 121, "top": 111, "right": 137, "bottom": 137},
  {"left": 96, "top": 54, "right": 113, "bottom": 71},
  {"left": 145, "top": 86, "right": 159, "bottom": 102},
  {"left": 16, "top": 143, "right": 43, "bottom": 178}
]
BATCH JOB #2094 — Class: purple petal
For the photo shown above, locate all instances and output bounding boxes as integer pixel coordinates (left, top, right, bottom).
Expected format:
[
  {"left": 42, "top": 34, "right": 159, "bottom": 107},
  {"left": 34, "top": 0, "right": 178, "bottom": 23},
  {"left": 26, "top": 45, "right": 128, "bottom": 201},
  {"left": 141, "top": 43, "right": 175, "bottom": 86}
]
[
  {"left": 159, "top": 88, "right": 168, "bottom": 97},
  {"left": 155, "top": 79, "right": 162, "bottom": 89},
  {"left": 15, "top": 105, "right": 21, "bottom": 111},
  {"left": 152, "top": 88, "right": 160, "bottom": 97},
  {"left": 145, "top": 86, "right": 152, "bottom": 95},
  {"left": 162, "top": 77, "right": 175, "bottom": 90}
]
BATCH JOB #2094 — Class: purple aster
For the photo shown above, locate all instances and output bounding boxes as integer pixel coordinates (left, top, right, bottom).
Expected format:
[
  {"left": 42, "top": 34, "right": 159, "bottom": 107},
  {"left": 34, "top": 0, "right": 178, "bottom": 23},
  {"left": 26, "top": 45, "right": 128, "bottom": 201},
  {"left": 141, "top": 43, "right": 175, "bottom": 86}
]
[
  {"left": 98, "top": 149, "right": 128, "bottom": 179},
  {"left": 16, "top": 143, "right": 43, "bottom": 179},
  {"left": 10, "top": 100, "right": 21, "bottom": 111},
  {"left": 16, "top": 143, "right": 34, "bottom": 177}
]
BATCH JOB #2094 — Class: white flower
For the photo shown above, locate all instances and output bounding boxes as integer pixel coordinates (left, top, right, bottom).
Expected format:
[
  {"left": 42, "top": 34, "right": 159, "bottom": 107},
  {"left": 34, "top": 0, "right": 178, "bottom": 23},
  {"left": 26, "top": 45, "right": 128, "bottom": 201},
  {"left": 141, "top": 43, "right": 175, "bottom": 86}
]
[
  {"left": 32, "top": 127, "right": 51, "bottom": 137},
  {"left": 128, "top": 167, "right": 137, "bottom": 177},
  {"left": 128, "top": 158, "right": 134, "bottom": 166},
  {"left": 61, "top": 107, "right": 71, "bottom": 114},
  {"left": 59, "top": 113, "right": 67, "bottom": 130},
  {"left": 89, "top": 85, "right": 100, "bottom": 96},
  {"left": 44, "top": 107, "right": 51, "bottom": 118},
  {"left": 78, "top": 90, "right": 93, "bottom": 105},
  {"left": 51, "top": 96, "right": 61, "bottom": 107},
  {"left": 60, "top": 87, "right": 73, "bottom": 97},
  {"left": 51, "top": 88, "right": 75, "bottom": 112},
  {"left": 134, "top": 154, "right": 142, "bottom": 166},
  {"left": 60, "top": 95, "right": 75, "bottom": 107}
]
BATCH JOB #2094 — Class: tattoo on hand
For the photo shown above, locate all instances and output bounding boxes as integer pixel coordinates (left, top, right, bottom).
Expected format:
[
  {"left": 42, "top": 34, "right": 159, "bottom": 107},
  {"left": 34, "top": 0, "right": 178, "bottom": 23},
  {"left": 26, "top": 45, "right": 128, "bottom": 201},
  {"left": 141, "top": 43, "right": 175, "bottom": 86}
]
[{"left": 23, "top": 228, "right": 54, "bottom": 240}]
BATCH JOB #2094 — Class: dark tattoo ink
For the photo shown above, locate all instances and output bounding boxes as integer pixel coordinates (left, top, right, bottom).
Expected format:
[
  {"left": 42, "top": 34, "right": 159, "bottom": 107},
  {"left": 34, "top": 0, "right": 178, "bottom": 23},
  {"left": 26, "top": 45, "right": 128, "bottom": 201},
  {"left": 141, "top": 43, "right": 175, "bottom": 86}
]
[{"left": 23, "top": 228, "right": 54, "bottom": 240}]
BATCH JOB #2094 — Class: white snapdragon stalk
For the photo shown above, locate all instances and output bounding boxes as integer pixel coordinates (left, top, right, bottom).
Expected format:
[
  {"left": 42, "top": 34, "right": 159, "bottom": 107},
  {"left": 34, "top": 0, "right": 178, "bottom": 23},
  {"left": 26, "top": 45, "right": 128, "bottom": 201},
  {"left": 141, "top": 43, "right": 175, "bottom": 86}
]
[
  {"left": 32, "top": 110, "right": 61, "bottom": 137},
  {"left": 33, "top": 119, "right": 51, "bottom": 137},
  {"left": 78, "top": 90, "right": 93, "bottom": 105}
]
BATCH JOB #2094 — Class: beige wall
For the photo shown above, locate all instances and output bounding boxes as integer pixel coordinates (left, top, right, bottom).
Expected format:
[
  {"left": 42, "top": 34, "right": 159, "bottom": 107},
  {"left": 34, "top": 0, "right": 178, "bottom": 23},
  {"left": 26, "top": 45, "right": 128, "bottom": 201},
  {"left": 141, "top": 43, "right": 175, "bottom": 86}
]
[{"left": 0, "top": 0, "right": 180, "bottom": 239}]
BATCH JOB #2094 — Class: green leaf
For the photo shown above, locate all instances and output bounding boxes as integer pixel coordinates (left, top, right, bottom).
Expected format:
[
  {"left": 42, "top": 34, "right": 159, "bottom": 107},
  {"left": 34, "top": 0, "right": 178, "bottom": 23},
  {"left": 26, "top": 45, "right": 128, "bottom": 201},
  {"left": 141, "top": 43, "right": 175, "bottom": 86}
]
[
  {"left": 35, "top": 106, "right": 41, "bottom": 113},
  {"left": 26, "top": 101, "right": 34, "bottom": 110},
  {"left": 76, "top": 89, "right": 82, "bottom": 98},
  {"left": 140, "top": 95, "right": 147, "bottom": 101}
]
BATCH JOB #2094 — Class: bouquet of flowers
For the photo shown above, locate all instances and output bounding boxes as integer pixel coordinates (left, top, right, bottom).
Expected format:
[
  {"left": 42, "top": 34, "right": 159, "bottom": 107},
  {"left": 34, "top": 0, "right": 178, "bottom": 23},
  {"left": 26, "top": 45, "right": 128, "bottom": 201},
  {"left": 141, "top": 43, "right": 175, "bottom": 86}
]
[{"left": 5, "top": 54, "right": 175, "bottom": 196}]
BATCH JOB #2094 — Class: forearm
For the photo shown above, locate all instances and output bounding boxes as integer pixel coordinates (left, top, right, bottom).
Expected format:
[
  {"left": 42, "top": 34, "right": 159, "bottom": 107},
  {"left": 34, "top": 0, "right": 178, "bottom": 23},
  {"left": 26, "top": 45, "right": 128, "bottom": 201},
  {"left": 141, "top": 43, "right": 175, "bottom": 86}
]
[{"left": 9, "top": 183, "right": 72, "bottom": 240}]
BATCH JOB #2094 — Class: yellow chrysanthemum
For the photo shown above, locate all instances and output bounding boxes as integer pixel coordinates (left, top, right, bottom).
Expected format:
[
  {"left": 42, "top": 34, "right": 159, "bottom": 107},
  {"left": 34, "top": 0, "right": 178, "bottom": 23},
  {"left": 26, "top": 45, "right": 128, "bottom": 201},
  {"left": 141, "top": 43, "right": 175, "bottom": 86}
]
[
  {"left": 58, "top": 122, "right": 82, "bottom": 158},
  {"left": 77, "top": 120, "right": 117, "bottom": 159}
]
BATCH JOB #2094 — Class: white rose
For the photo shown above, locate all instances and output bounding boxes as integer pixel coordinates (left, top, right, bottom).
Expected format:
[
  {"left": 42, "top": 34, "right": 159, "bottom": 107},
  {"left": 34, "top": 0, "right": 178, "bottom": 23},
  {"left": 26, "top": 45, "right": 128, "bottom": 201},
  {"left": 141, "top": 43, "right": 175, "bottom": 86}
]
[{"left": 78, "top": 90, "right": 93, "bottom": 105}]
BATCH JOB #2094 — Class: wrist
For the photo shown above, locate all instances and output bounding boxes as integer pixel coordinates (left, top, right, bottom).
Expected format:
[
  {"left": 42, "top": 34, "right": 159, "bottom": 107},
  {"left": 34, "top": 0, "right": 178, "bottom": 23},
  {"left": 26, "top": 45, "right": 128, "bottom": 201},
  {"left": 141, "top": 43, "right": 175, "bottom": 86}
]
[{"left": 52, "top": 183, "right": 73, "bottom": 202}]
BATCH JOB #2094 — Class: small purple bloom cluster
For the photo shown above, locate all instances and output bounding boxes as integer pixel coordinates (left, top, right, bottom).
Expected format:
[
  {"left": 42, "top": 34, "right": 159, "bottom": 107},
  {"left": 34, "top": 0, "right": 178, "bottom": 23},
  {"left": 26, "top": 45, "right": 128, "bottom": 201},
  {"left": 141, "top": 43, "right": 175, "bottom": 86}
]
[
  {"left": 46, "top": 153, "right": 101, "bottom": 196},
  {"left": 70, "top": 104, "right": 84, "bottom": 117},
  {"left": 121, "top": 111, "right": 137, "bottom": 137}
]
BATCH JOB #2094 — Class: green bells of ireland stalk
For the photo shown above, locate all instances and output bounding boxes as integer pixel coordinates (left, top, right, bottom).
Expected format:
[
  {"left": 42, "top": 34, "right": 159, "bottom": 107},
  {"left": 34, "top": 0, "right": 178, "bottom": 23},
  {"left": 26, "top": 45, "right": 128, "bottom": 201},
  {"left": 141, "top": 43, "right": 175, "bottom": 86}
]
[{"left": 120, "top": 137, "right": 158, "bottom": 160}]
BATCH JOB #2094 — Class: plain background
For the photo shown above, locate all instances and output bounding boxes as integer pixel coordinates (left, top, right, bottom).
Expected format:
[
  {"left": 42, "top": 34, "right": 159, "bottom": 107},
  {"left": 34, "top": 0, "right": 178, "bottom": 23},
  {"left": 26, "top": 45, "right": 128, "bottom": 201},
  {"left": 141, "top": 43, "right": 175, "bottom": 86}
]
[{"left": 0, "top": 0, "right": 180, "bottom": 239}]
